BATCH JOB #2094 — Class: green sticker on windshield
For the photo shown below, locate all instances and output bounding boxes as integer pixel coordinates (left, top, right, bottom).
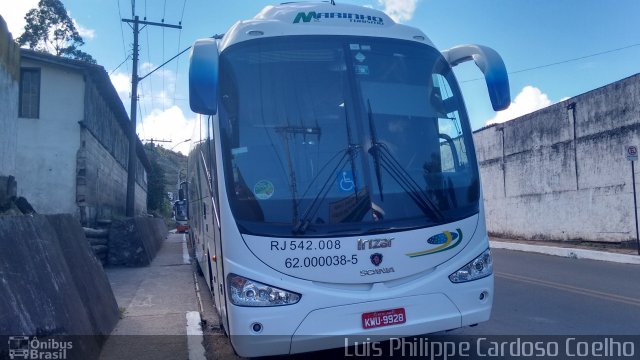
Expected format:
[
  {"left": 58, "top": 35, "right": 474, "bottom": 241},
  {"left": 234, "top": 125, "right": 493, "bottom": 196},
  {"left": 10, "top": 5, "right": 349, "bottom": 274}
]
[
  {"left": 354, "top": 65, "right": 369, "bottom": 75},
  {"left": 253, "top": 180, "right": 274, "bottom": 200}
]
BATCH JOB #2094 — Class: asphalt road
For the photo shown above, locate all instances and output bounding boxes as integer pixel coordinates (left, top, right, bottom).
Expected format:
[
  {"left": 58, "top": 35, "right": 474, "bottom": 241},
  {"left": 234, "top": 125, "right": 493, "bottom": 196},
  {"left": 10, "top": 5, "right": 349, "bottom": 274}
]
[
  {"left": 453, "top": 248, "right": 640, "bottom": 335},
  {"left": 202, "top": 248, "right": 640, "bottom": 359}
]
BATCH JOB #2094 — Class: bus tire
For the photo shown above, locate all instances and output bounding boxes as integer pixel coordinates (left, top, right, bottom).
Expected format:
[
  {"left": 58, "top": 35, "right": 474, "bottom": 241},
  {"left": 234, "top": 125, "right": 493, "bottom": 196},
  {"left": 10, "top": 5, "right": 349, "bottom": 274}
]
[{"left": 196, "top": 261, "right": 205, "bottom": 277}]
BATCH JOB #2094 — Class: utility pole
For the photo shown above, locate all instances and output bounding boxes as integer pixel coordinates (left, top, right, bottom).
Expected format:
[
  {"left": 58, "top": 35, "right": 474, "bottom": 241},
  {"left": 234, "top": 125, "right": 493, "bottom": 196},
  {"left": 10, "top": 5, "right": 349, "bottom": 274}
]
[
  {"left": 143, "top": 138, "right": 172, "bottom": 146},
  {"left": 121, "top": 15, "right": 181, "bottom": 217}
]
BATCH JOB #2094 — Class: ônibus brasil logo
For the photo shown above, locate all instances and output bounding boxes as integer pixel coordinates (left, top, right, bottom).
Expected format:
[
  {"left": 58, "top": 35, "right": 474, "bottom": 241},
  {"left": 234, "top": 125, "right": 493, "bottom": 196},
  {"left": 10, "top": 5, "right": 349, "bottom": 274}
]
[
  {"left": 293, "top": 12, "right": 384, "bottom": 25},
  {"left": 7, "top": 336, "right": 73, "bottom": 360}
]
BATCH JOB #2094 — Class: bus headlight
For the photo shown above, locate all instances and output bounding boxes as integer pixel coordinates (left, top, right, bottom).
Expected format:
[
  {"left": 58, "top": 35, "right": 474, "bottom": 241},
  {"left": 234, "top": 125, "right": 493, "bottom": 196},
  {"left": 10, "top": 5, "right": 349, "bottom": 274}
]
[
  {"left": 228, "top": 274, "right": 301, "bottom": 306},
  {"left": 449, "top": 248, "right": 493, "bottom": 283}
]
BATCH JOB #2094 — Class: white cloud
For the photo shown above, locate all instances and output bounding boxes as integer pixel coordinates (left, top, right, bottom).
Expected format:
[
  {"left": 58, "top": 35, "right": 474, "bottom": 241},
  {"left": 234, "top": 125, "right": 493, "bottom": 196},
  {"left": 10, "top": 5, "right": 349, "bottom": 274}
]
[
  {"left": 109, "top": 72, "right": 131, "bottom": 97},
  {"left": 72, "top": 19, "right": 95, "bottom": 40},
  {"left": 486, "top": 86, "right": 552, "bottom": 125},
  {"left": 0, "top": 0, "right": 39, "bottom": 37},
  {"left": 377, "top": 0, "right": 419, "bottom": 23},
  {"left": 138, "top": 106, "right": 195, "bottom": 155},
  {"left": 141, "top": 62, "right": 154, "bottom": 72},
  {"left": 135, "top": 63, "right": 179, "bottom": 108}
]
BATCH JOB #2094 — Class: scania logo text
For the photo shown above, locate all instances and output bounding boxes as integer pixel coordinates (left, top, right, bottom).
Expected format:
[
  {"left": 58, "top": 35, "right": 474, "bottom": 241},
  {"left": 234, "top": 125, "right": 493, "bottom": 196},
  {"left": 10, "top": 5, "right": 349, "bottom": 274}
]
[
  {"left": 360, "top": 267, "right": 395, "bottom": 276},
  {"left": 357, "top": 238, "right": 393, "bottom": 250}
]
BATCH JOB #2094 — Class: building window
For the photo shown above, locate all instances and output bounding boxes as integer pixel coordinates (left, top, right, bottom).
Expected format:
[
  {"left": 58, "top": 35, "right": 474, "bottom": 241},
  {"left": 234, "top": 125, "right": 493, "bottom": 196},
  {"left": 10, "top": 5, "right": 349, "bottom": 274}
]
[{"left": 19, "top": 68, "right": 41, "bottom": 118}]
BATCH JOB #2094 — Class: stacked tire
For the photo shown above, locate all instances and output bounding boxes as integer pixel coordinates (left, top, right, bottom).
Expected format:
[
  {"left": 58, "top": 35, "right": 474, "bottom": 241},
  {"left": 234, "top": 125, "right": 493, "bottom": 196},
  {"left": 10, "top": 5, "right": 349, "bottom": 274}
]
[{"left": 84, "top": 226, "right": 109, "bottom": 266}]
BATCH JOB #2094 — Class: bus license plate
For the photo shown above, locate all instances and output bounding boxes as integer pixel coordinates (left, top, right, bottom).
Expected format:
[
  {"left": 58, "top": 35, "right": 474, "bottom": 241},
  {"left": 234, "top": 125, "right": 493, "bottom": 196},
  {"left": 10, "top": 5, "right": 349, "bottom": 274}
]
[{"left": 361, "top": 308, "right": 406, "bottom": 329}]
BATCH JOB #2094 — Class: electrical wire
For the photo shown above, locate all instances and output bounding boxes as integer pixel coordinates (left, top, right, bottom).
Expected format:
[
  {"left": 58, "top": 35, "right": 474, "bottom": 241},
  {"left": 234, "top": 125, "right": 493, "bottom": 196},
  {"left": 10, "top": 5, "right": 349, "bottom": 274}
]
[
  {"left": 138, "top": 97, "right": 146, "bottom": 138},
  {"left": 461, "top": 43, "right": 640, "bottom": 83},
  {"left": 173, "top": 0, "right": 188, "bottom": 107},
  {"left": 115, "top": 0, "right": 130, "bottom": 74},
  {"left": 110, "top": 55, "right": 131, "bottom": 75},
  {"left": 162, "top": 0, "right": 167, "bottom": 111},
  {"left": 144, "top": 0, "right": 154, "bottom": 109}
]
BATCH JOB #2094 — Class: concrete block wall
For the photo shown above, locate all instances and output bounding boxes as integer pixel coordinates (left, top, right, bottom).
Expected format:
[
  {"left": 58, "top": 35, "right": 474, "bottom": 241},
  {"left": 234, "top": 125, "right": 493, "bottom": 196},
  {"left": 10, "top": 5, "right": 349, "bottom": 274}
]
[
  {"left": 474, "top": 74, "right": 640, "bottom": 243},
  {"left": 77, "top": 129, "right": 147, "bottom": 224},
  {"left": 83, "top": 79, "right": 148, "bottom": 191},
  {"left": 0, "top": 15, "right": 19, "bottom": 177}
]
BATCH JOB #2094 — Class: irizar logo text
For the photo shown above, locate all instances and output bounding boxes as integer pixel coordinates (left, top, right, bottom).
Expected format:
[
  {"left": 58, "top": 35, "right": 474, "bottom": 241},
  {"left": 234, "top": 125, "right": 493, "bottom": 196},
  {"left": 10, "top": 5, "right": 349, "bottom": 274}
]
[
  {"left": 357, "top": 237, "right": 393, "bottom": 251},
  {"left": 293, "top": 12, "right": 384, "bottom": 25}
]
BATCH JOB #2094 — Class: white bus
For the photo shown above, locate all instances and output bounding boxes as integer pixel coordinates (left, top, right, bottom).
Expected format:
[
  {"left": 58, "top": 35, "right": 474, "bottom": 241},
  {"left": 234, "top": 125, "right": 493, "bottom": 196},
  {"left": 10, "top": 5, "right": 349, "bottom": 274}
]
[{"left": 186, "top": 1, "right": 510, "bottom": 357}]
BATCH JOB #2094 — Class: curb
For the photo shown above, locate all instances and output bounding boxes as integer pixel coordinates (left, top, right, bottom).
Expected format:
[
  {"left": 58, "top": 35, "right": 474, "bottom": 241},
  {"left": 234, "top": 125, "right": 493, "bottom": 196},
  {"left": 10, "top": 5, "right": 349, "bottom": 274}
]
[{"left": 490, "top": 241, "right": 640, "bottom": 265}]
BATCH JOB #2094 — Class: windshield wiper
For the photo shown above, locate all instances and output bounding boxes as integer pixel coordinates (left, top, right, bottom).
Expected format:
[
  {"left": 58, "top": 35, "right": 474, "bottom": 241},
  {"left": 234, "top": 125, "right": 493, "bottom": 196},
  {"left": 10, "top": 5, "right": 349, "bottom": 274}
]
[
  {"left": 366, "top": 99, "right": 444, "bottom": 222},
  {"left": 292, "top": 146, "right": 359, "bottom": 234},
  {"left": 367, "top": 99, "right": 384, "bottom": 200},
  {"left": 292, "top": 107, "right": 361, "bottom": 235}
]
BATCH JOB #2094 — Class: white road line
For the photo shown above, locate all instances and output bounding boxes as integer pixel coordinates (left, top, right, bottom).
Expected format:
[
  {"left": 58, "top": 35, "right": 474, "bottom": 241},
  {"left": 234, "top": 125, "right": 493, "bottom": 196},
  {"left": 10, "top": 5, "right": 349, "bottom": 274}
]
[
  {"left": 186, "top": 311, "right": 206, "bottom": 360},
  {"left": 182, "top": 234, "right": 190, "bottom": 264},
  {"left": 193, "top": 272, "right": 204, "bottom": 314}
]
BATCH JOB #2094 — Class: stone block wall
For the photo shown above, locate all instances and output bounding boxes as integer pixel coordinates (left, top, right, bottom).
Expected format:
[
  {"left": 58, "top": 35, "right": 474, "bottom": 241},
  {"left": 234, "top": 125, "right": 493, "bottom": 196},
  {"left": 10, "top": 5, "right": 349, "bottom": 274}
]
[{"left": 77, "top": 128, "right": 148, "bottom": 225}]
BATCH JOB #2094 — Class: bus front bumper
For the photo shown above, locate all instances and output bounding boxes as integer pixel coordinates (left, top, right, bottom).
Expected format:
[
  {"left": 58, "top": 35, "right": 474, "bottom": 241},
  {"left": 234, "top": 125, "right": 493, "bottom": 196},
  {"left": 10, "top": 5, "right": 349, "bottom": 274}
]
[{"left": 229, "top": 275, "right": 492, "bottom": 357}]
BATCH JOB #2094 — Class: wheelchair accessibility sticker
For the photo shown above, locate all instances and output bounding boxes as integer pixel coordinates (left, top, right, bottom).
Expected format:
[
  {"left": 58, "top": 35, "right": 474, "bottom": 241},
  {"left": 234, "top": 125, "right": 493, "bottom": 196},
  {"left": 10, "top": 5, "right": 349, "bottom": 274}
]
[{"left": 337, "top": 170, "right": 356, "bottom": 192}]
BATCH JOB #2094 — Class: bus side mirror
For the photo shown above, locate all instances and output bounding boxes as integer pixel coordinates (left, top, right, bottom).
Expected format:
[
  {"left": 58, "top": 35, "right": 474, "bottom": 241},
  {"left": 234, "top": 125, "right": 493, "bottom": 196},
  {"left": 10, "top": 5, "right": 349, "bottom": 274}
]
[
  {"left": 189, "top": 38, "right": 219, "bottom": 115},
  {"left": 441, "top": 44, "right": 510, "bottom": 111}
]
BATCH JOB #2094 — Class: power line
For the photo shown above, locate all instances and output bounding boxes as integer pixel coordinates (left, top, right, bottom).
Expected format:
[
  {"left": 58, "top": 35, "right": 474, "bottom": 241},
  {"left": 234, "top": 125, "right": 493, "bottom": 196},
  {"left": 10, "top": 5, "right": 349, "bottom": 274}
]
[
  {"left": 144, "top": 0, "right": 154, "bottom": 109},
  {"left": 115, "top": 0, "right": 130, "bottom": 74},
  {"left": 138, "top": 81, "right": 147, "bottom": 118},
  {"left": 109, "top": 55, "right": 131, "bottom": 75},
  {"left": 162, "top": 0, "right": 167, "bottom": 111},
  {"left": 139, "top": 44, "right": 191, "bottom": 81},
  {"left": 138, "top": 97, "right": 145, "bottom": 138},
  {"left": 460, "top": 42, "right": 640, "bottom": 83},
  {"left": 180, "top": 0, "right": 188, "bottom": 22},
  {"left": 174, "top": 0, "right": 188, "bottom": 106}
]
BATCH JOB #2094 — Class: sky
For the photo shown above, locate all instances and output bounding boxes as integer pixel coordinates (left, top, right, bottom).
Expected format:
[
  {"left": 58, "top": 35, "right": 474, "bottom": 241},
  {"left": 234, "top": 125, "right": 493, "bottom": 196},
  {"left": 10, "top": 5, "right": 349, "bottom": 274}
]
[{"left": 1, "top": 0, "right": 639, "bottom": 155}]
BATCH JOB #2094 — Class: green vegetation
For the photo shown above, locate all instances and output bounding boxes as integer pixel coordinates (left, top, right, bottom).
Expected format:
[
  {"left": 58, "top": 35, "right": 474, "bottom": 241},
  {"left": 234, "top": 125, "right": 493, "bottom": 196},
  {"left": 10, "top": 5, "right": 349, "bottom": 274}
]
[
  {"left": 143, "top": 143, "right": 187, "bottom": 219},
  {"left": 17, "top": 0, "right": 96, "bottom": 63}
]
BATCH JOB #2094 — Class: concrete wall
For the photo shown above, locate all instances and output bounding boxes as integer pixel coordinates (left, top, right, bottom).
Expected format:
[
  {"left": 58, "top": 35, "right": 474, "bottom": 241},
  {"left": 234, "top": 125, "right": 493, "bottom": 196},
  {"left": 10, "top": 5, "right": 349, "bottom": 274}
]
[
  {"left": 82, "top": 79, "right": 148, "bottom": 192},
  {"left": 0, "top": 15, "right": 19, "bottom": 177},
  {"left": 0, "top": 214, "right": 119, "bottom": 358},
  {"left": 474, "top": 74, "right": 640, "bottom": 243},
  {"left": 16, "top": 59, "right": 83, "bottom": 215},
  {"left": 79, "top": 76, "right": 148, "bottom": 221},
  {"left": 77, "top": 129, "right": 147, "bottom": 223}
]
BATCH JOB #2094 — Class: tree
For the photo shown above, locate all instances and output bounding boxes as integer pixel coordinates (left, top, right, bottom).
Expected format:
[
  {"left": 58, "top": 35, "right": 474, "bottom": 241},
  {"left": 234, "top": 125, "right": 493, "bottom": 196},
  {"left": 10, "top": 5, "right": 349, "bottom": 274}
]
[
  {"left": 17, "top": 0, "right": 96, "bottom": 64},
  {"left": 145, "top": 143, "right": 170, "bottom": 216}
]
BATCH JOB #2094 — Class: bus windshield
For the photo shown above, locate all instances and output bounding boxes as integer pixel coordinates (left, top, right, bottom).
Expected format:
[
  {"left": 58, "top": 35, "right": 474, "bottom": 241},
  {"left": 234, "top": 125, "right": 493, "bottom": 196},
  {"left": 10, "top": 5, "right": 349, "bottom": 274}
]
[{"left": 219, "top": 36, "right": 480, "bottom": 237}]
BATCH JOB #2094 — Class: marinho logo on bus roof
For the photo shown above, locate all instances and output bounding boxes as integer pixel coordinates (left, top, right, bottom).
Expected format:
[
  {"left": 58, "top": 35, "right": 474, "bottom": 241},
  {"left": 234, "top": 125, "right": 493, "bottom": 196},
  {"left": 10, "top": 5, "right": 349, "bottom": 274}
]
[{"left": 293, "top": 11, "right": 384, "bottom": 25}]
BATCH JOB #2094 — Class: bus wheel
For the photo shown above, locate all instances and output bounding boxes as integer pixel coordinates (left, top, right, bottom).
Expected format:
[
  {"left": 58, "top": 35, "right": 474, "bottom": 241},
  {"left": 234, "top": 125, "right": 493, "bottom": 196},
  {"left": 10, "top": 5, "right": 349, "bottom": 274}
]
[{"left": 196, "top": 260, "right": 204, "bottom": 277}]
